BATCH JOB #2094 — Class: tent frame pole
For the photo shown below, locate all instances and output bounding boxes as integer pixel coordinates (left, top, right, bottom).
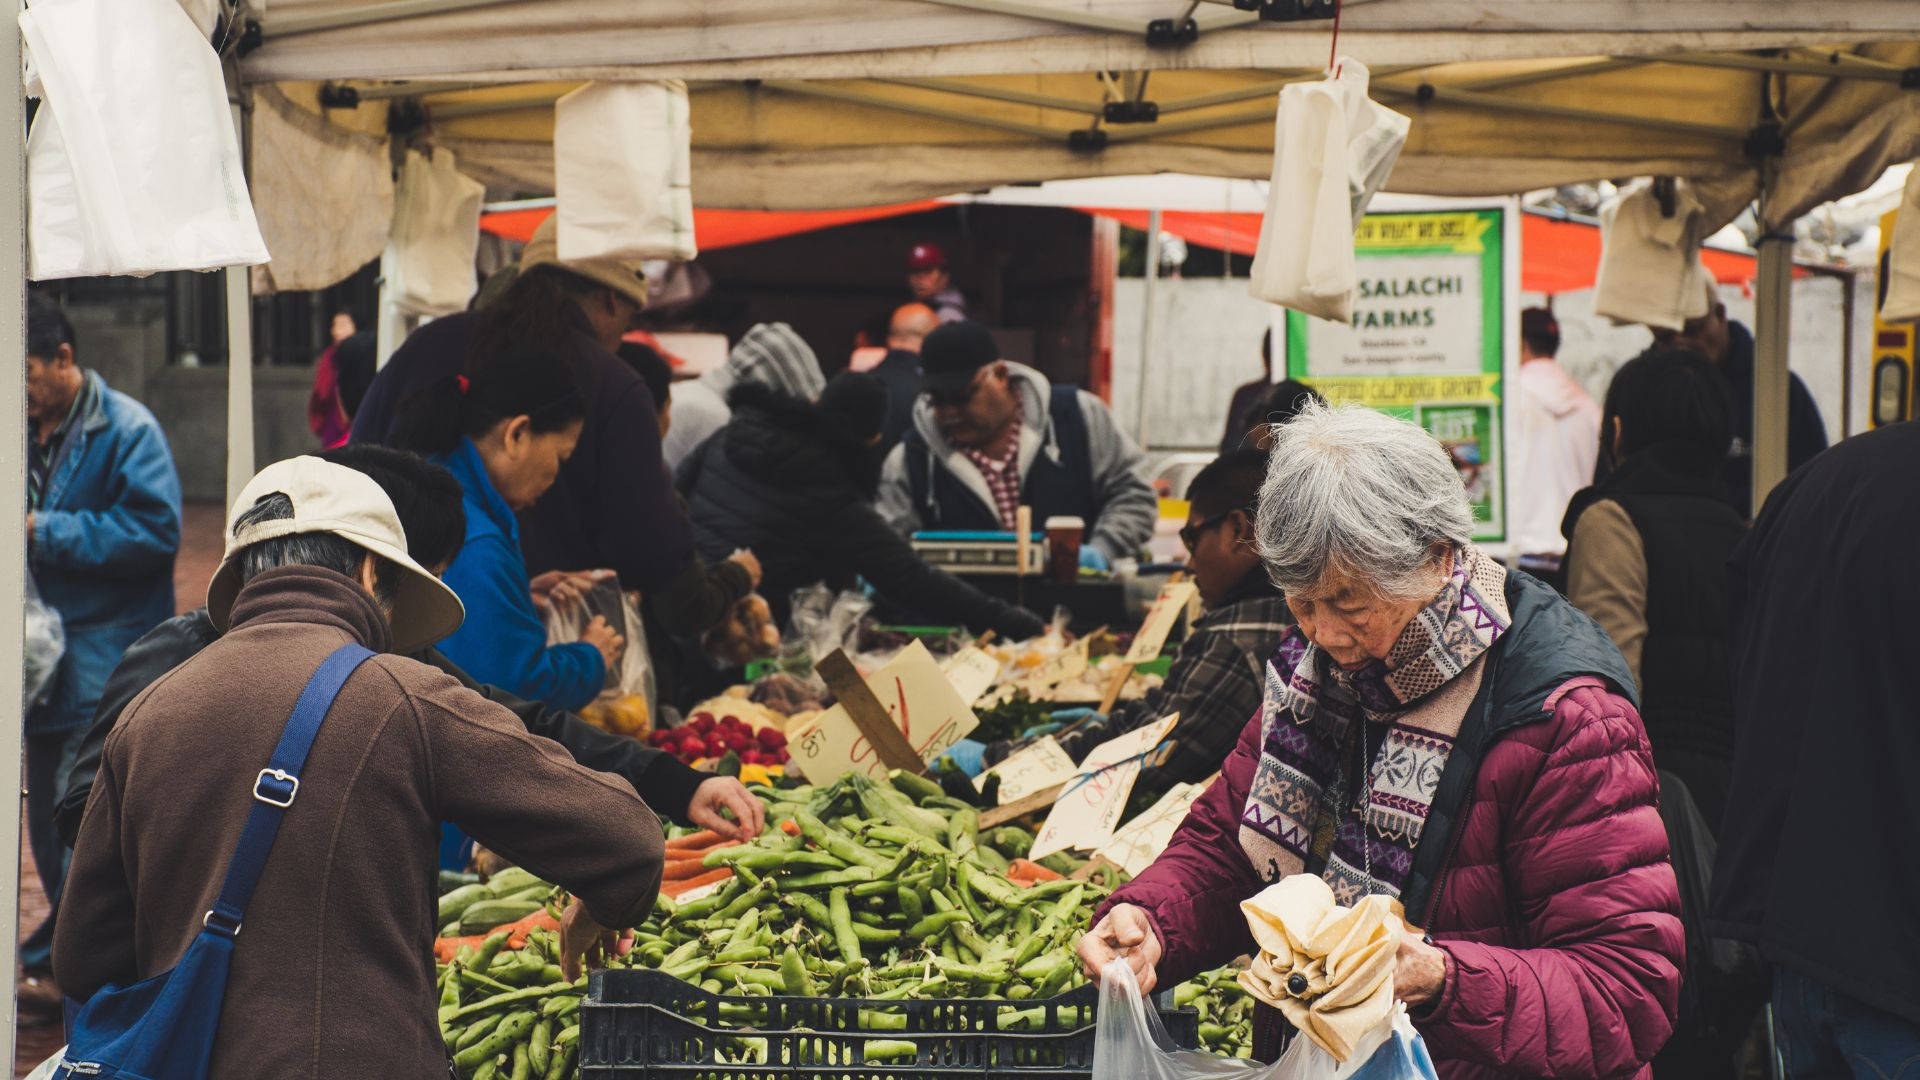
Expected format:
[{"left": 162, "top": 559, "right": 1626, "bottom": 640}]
[
  {"left": 877, "top": 78, "right": 1104, "bottom": 116},
  {"left": 265, "top": 0, "right": 524, "bottom": 40},
  {"left": 1652, "top": 50, "right": 1915, "bottom": 83},
  {"left": 764, "top": 81, "right": 1067, "bottom": 140},
  {"left": 1753, "top": 216, "right": 1793, "bottom": 513},
  {"left": 1137, "top": 209, "right": 1162, "bottom": 448},
  {"left": 913, "top": 0, "right": 1256, "bottom": 35},
  {"left": 1371, "top": 81, "right": 1748, "bottom": 141},
  {"left": 226, "top": 77, "right": 256, "bottom": 509},
  {"left": 0, "top": 0, "right": 28, "bottom": 1062}
]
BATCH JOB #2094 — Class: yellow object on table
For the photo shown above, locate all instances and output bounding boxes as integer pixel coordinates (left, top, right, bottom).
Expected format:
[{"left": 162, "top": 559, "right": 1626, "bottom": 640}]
[
  {"left": 1237, "top": 875, "right": 1403, "bottom": 1063},
  {"left": 577, "top": 692, "right": 650, "bottom": 737}
]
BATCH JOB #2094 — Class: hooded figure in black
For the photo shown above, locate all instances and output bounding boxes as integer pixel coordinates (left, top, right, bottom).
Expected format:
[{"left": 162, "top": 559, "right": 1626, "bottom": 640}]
[{"left": 676, "top": 372, "right": 1046, "bottom": 639}]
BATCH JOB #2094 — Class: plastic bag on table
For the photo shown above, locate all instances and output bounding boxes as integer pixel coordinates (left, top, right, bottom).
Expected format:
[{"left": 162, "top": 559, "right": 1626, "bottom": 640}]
[
  {"left": 541, "top": 572, "right": 654, "bottom": 737},
  {"left": 1247, "top": 58, "right": 1409, "bottom": 324},
  {"left": 1094, "top": 962, "right": 1436, "bottom": 1080},
  {"left": 783, "top": 584, "right": 872, "bottom": 665},
  {"left": 24, "top": 570, "right": 65, "bottom": 712}
]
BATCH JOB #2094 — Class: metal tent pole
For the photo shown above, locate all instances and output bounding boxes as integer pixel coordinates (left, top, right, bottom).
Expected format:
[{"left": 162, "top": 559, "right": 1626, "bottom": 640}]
[
  {"left": 225, "top": 87, "right": 256, "bottom": 508},
  {"left": 1, "top": 0, "right": 28, "bottom": 1062},
  {"left": 1753, "top": 227, "right": 1794, "bottom": 512},
  {"left": 1137, "top": 208, "right": 1162, "bottom": 448}
]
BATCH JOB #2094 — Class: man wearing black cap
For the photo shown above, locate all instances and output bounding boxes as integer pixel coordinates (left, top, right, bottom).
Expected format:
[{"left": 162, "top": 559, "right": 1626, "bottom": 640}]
[
  {"left": 877, "top": 321, "right": 1156, "bottom": 571},
  {"left": 906, "top": 242, "right": 968, "bottom": 323}
]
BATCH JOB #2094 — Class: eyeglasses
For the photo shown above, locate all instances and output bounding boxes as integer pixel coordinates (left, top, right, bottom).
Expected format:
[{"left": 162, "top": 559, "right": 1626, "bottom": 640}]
[{"left": 1179, "top": 511, "right": 1234, "bottom": 552}]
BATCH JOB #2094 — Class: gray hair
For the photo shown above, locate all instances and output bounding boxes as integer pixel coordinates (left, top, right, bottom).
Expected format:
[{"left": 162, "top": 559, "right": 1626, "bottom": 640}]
[
  {"left": 234, "top": 493, "right": 396, "bottom": 603},
  {"left": 1254, "top": 400, "right": 1474, "bottom": 599}
]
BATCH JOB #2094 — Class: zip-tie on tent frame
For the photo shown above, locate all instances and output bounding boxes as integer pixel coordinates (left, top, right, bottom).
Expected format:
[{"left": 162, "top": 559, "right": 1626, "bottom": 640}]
[{"left": 8, "top": 0, "right": 1920, "bottom": 1056}]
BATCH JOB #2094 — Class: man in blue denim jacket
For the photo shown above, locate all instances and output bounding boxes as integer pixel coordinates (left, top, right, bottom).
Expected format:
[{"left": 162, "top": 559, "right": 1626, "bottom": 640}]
[{"left": 21, "top": 290, "right": 180, "bottom": 1013}]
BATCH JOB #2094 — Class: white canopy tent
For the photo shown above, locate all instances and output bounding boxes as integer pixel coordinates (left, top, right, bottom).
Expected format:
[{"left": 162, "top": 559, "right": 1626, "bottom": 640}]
[{"left": 9, "top": 0, "right": 1920, "bottom": 1056}]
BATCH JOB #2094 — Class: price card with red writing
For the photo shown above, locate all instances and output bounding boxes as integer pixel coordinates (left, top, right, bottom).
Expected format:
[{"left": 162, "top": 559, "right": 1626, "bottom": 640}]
[
  {"left": 787, "top": 641, "right": 979, "bottom": 786},
  {"left": 1096, "top": 781, "right": 1205, "bottom": 876},
  {"left": 1123, "top": 581, "right": 1200, "bottom": 664},
  {"left": 1028, "top": 712, "right": 1178, "bottom": 860}
]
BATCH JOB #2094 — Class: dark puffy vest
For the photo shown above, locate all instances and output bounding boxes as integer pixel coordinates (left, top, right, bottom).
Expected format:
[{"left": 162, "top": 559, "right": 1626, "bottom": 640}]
[{"left": 901, "top": 384, "right": 1096, "bottom": 531}]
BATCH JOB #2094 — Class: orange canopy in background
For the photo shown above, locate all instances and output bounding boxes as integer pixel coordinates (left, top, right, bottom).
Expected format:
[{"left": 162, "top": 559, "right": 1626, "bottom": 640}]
[
  {"left": 481, "top": 200, "right": 944, "bottom": 250},
  {"left": 478, "top": 201, "right": 1776, "bottom": 295}
]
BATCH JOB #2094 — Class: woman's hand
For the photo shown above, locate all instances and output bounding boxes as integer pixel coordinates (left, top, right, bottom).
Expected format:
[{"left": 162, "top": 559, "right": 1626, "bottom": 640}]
[
  {"left": 1077, "top": 904, "right": 1163, "bottom": 992},
  {"left": 582, "top": 615, "right": 626, "bottom": 669},
  {"left": 558, "top": 898, "right": 632, "bottom": 981},
  {"left": 1393, "top": 931, "right": 1447, "bottom": 1009},
  {"left": 531, "top": 570, "right": 598, "bottom": 615},
  {"left": 728, "top": 549, "right": 764, "bottom": 590},
  {"left": 687, "top": 777, "right": 766, "bottom": 840}
]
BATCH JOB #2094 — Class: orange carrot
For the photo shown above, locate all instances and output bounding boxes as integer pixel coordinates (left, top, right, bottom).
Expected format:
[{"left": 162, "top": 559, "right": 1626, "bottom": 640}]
[
  {"left": 660, "top": 867, "right": 733, "bottom": 899},
  {"left": 779, "top": 819, "right": 801, "bottom": 836},
  {"left": 664, "top": 856, "right": 710, "bottom": 880},
  {"left": 1007, "top": 858, "right": 1065, "bottom": 885},
  {"left": 665, "top": 829, "right": 725, "bottom": 851},
  {"left": 433, "top": 909, "right": 563, "bottom": 963}
]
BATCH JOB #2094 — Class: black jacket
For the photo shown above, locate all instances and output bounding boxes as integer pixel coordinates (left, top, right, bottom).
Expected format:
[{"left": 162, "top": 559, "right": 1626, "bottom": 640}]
[
  {"left": 870, "top": 349, "right": 921, "bottom": 452},
  {"left": 1563, "top": 441, "right": 1746, "bottom": 825},
  {"left": 1708, "top": 422, "right": 1920, "bottom": 1025},
  {"left": 676, "top": 383, "right": 1045, "bottom": 638},
  {"left": 55, "top": 608, "right": 707, "bottom": 848}
]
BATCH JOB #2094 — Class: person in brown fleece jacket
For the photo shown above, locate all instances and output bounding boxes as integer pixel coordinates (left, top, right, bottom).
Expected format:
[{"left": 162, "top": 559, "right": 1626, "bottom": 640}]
[{"left": 54, "top": 456, "right": 665, "bottom": 1078}]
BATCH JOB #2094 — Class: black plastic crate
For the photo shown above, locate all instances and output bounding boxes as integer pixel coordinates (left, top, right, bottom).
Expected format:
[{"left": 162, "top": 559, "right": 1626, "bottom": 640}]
[{"left": 581, "top": 968, "right": 1198, "bottom": 1080}]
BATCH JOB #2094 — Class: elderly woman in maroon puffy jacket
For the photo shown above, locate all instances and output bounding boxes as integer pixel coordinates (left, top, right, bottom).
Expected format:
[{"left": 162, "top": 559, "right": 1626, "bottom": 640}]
[{"left": 1081, "top": 402, "right": 1683, "bottom": 1079}]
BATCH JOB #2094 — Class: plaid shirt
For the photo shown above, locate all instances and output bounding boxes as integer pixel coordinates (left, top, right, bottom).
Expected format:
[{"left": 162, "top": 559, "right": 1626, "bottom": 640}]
[
  {"left": 959, "top": 399, "right": 1024, "bottom": 530},
  {"left": 1055, "top": 584, "right": 1293, "bottom": 805}
]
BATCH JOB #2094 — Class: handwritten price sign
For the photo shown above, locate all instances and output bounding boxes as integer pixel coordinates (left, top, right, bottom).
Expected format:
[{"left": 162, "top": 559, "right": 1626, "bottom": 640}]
[
  {"left": 1029, "top": 713, "right": 1178, "bottom": 860},
  {"left": 788, "top": 641, "right": 979, "bottom": 786},
  {"left": 976, "top": 735, "right": 1079, "bottom": 805},
  {"left": 1097, "top": 782, "right": 1205, "bottom": 876},
  {"left": 1124, "top": 581, "right": 1200, "bottom": 664}
]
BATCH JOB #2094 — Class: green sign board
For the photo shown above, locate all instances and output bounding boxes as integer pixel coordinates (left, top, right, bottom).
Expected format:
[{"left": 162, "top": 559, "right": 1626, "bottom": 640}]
[{"left": 1285, "top": 205, "right": 1514, "bottom": 543}]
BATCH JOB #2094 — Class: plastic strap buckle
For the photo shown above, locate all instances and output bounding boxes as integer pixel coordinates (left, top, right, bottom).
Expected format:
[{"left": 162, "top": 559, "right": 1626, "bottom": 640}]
[
  {"left": 203, "top": 909, "right": 242, "bottom": 938},
  {"left": 253, "top": 768, "right": 299, "bottom": 808}
]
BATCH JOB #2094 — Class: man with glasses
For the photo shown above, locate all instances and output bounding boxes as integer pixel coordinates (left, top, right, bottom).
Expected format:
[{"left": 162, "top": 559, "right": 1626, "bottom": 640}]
[
  {"left": 1642, "top": 279, "right": 1827, "bottom": 518},
  {"left": 878, "top": 321, "right": 1155, "bottom": 573},
  {"left": 970, "top": 451, "right": 1290, "bottom": 806}
]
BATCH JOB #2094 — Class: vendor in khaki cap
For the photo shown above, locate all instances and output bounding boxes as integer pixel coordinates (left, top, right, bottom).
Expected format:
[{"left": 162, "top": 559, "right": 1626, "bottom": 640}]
[
  {"left": 351, "top": 215, "right": 707, "bottom": 631},
  {"left": 878, "top": 320, "right": 1156, "bottom": 572},
  {"left": 56, "top": 455, "right": 666, "bottom": 1079}
]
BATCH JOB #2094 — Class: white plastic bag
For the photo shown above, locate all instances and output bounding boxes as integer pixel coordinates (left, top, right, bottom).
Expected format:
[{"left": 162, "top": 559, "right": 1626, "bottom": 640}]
[
  {"left": 1094, "top": 962, "right": 1437, "bottom": 1080},
  {"left": 1248, "top": 58, "right": 1409, "bottom": 324},
  {"left": 1881, "top": 164, "right": 1920, "bottom": 323},
  {"left": 20, "top": 1048, "right": 66, "bottom": 1080},
  {"left": 542, "top": 572, "right": 656, "bottom": 733},
  {"left": 20, "top": 0, "right": 269, "bottom": 279},
  {"left": 24, "top": 570, "right": 65, "bottom": 712},
  {"left": 385, "top": 148, "right": 485, "bottom": 317},
  {"left": 553, "top": 80, "right": 697, "bottom": 263}
]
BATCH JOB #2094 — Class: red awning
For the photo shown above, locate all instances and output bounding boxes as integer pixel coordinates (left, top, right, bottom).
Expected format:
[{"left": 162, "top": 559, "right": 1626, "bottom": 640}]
[
  {"left": 1081, "top": 207, "right": 1775, "bottom": 294},
  {"left": 480, "top": 201, "right": 944, "bottom": 251},
  {"left": 481, "top": 201, "right": 1780, "bottom": 294}
]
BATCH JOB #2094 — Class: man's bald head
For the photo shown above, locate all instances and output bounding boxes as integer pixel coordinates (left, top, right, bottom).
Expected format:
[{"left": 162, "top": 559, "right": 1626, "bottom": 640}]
[{"left": 888, "top": 303, "right": 940, "bottom": 352}]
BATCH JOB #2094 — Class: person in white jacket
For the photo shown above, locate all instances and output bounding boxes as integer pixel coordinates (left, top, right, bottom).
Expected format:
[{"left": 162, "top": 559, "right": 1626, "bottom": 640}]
[{"left": 1511, "top": 307, "right": 1600, "bottom": 580}]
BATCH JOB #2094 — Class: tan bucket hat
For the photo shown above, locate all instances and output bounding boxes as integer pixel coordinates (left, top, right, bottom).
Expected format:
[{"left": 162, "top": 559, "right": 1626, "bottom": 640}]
[
  {"left": 519, "top": 214, "right": 650, "bottom": 310},
  {"left": 207, "top": 456, "right": 465, "bottom": 654}
]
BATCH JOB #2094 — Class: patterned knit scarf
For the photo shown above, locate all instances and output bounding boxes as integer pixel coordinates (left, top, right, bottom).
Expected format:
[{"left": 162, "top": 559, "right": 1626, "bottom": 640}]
[{"left": 1239, "top": 546, "right": 1510, "bottom": 906}]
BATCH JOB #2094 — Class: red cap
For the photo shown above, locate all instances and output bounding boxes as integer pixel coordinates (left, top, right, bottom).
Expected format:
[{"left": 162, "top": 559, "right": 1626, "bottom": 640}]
[{"left": 906, "top": 242, "right": 948, "bottom": 272}]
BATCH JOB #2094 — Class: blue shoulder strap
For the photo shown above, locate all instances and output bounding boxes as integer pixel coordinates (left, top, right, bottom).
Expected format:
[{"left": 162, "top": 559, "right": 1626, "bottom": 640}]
[{"left": 201, "top": 643, "right": 374, "bottom": 938}]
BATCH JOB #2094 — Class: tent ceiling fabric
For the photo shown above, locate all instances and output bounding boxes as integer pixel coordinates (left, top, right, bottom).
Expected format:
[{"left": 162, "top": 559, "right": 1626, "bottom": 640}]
[{"left": 241, "top": 1, "right": 1920, "bottom": 83}]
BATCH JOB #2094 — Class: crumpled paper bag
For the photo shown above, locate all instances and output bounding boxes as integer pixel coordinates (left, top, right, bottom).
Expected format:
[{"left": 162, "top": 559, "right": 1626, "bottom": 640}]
[{"left": 1238, "top": 875, "right": 1405, "bottom": 1063}]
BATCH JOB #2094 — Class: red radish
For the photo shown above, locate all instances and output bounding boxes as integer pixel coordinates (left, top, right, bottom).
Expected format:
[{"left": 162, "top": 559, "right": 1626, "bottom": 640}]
[
  {"left": 678, "top": 736, "right": 709, "bottom": 758},
  {"left": 691, "top": 715, "right": 716, "bottom": 736},
  {"left": 740, "top": 749, "right": 765, "bottom": 766},
  {"left": 757, "top": 728, "right": 787, "bottom": 751}
]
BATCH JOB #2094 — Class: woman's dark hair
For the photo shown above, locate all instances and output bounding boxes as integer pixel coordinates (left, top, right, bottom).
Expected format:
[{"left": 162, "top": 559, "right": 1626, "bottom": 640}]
[
  {"left": 1187, "top": 450, "right": 1267, "bottom": 520},
  {"left": 390, "top": 334, "right": 588, "bottom": 457},
  {"left": 474, "top": 263, "right": 606, "bottom": 349},
  {"left": 618, "top": 341, "right": 672, "bottom": 410},
  {"left": 1259, "top": 379, "right": 1324, "bottom": 429},
  {"left": 1603, "top": 346, "right": 1734, "bottom": 462},
  {"left": 1520, "top": 307, "right": 1561, "bottom": 357},
  {"left": 316, "top": 444, "right": 466, "bottom": 569},
  {"left": 232, "top": 493, "right": 399, "bottom": 604}
]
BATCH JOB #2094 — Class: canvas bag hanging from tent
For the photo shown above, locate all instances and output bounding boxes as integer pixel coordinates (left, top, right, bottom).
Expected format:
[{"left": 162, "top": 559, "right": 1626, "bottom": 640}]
[
  {"left": 1593, "top": 178, "right": 1715, "bottom": 331},
  {"left": 554, "top": 80, "right": 697, "bottom": 264},
  {"left": 1248, "top": 58, "right": 1408, "bottom": 324},
  {"left": 385, "top": 148, "right": 485, "bottom": 317},
  {"left": 1880, "top": 163, "right": 1920, "bottom": 324},
  {"left": 20, "top": 0, "right": 268, "bottom": 279}
]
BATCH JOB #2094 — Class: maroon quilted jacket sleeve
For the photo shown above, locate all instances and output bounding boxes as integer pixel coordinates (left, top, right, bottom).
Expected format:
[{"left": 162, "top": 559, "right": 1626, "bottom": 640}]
[
  {"left": 1418, "top": 681, "right": 1684, "bottom": 1078},
  {"left": 1094, "top": 710, "right": 1265, "bottom": 986}
]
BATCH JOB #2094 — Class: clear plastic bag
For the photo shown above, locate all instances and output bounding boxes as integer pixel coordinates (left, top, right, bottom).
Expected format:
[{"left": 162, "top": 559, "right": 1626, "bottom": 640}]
[
  {"left": 24, "top": 571, "right": 65, "bottom": 712},
  {"left": 1094, "top": 962, "right": 1437, "bottom": 1080},
  {"left": 542, "top": 572, "right": 654, "bottom": 736}
]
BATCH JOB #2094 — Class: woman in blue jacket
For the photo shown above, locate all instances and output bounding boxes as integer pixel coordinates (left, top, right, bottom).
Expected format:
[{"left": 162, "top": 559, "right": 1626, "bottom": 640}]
[{"left": 395, "top": 338, "right": 623, "bottom": 712}]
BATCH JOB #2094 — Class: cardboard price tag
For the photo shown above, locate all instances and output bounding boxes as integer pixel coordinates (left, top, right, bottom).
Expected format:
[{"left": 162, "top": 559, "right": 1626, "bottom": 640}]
[
  {"left": 1096, "top": 782, "right": 1205, "bottom": 877},
  {"left": 941, "top": 646, "right": 1001, "bottom": 705},
  {"left": 1028, "top": 713, "right": 1178, "bottom": 861},
  {"left": 788, "top": 641, "right": 979, "bottom": 786},
  {"left": 1125, "top": 581, "right": 1199, "bottom": 664},
  {"left": 1026, "top": 638, "right": 1090, "bottom": 691},
  {"left": 976, "top": 735, "right": 1079, "bottom": 806}
]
